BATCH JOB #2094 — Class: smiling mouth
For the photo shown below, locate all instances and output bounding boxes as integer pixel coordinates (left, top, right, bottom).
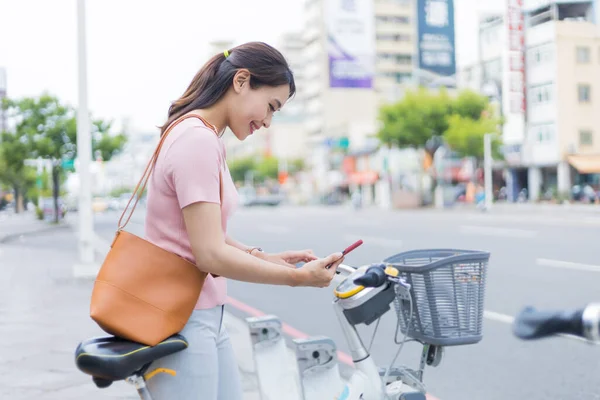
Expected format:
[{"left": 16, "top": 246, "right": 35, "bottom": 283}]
[{"left": 249, "top": 122, "right": 258, "bottom": 134}]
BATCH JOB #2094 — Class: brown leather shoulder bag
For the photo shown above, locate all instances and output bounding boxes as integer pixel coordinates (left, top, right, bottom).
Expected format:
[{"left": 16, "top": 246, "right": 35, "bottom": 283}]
[{"left": 90, "top": 114, "right": 221, "bottom": 346}]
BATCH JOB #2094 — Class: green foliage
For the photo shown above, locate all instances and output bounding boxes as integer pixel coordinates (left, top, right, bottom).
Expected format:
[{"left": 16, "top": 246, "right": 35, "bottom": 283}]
[
  {"left": 288, "top": 158, "right": 305, "bottom": 174},
  {"left": 444, "top": 115, "right": 502, "bottom": 160},
  {"left": 227, "top": 155, "right": 286, "bottom": 184},
  {"left": 109, "top": 186, "right": 134, "bottom": 198},
  {"left": 35, "top": 206, "right": 44, "bottom": 220},
  {"left": 254, "top": 156, "right": 279, "bottom": 181},
  {"left": 0, "top": 93, "right": 127, "bottom": 217},
  {"left": 377, "top": 88, "right": 504, "bottom": 160},
  {"left": 377, "top": 87, "right": 453, "bottom": 148},
  {"left": 228, "top": 156, "right": 257, "bottom": 183},
  {"left": 452, "top": 89, "right": 489, "bottom": 120}
]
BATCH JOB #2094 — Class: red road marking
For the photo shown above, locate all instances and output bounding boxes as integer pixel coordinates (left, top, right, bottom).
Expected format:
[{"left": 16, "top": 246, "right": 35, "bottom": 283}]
[{"left": 226, "top": 296, "right": 440, "bottom": 400}]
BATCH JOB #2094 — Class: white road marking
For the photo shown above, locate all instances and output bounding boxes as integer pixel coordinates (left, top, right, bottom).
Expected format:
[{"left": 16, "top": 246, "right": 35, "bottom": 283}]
[
  {"left": 484, "top": 310, "right": 593, "bottom": 344},
  {"left": 484, "top": 310, "right": 515, "bottom": 324},
  {"left": 344, "top": 234, "right": 403, "bottom": 248},
  {"left": 459, "top": 225, "right": 538, "bottom": 238},
  {"left": 536, "top": 258, "right": 600, "bottom": 273},
  {"left": 258, "top": 225, "right": 291, "bottom": 234}
]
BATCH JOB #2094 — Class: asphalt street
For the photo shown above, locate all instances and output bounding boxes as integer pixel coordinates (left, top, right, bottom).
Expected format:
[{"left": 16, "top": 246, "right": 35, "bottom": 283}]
[{"left": 89, "top": 205, "right": 600, "bottom": 400}]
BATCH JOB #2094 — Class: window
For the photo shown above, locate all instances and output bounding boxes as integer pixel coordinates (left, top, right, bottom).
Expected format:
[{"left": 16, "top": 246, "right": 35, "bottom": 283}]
[
  {"left": 530, "top": 124, "right": 555, "bottom": 143},
  {"left": 376, "top": 33, "right": 410, "bottom": 42},
  {"left": 579, "top": 130, "right": 593, "bottom": 146},
  {"left": 529, "top": 83, "right": 553, "bottom": 105},
  {"left": 375, "top": 15, "right": 410, "bottom": 24},
  {"left": 528, "top": 43, "right": 553, "bottom": 66},
  {"left": 578, "top": 84, "right": 591, "bottom": 102},
  {"left": 378, "top": 71, "right": 411, "bottom": 83},
  {"left": 576, "top": 46, "right": 590, "bottom": 63},
  {"left": 376, "top": 53, "right": 412, "bottom": 64}
]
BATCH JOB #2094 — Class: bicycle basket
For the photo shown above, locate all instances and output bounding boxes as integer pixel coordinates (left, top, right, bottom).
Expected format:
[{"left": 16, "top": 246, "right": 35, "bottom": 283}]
[{"left": 384, "top": 249, "right": 490, "bottom": 346}]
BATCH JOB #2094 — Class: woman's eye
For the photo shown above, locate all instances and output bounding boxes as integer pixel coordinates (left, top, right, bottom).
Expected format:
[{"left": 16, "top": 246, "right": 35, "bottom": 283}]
[{"left": 269, "top": 104, "right": 276, "bottom": 112}]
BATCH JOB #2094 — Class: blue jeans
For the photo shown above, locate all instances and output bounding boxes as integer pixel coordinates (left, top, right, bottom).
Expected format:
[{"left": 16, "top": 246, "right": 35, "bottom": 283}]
[{"left": 146, "top": 306, "right": 243, "bottom": 399}]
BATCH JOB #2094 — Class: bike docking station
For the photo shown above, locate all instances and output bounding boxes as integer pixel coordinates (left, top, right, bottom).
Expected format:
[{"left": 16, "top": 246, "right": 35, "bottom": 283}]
[
  {"left": 246, "top": 315, "right": 344, "bottom": 400},
  {"left": 71, "top": 249, "right": 489, "bottom": 400},
  {"left": 244, "top": 249, "right": 490, "bottom": 400},
  {"left": 246, "top": 315, "right": 303, "bottom": 400}
]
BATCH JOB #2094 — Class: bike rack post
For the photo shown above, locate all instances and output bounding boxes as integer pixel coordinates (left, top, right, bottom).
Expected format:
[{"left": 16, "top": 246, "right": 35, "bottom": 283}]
[
  {"left": 293, "top": 336, "right": 344, "bottom": 400},
  {"left": 246, "top": 315, "right": 301, "bottom": 400}
]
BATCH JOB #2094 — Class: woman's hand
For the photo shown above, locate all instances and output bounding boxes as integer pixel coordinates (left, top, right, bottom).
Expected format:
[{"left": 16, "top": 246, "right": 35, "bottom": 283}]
[
  {"left": 294, "top": 253, "right": 345, "bottom": 287},
  {"left": 258, "top": 249, "right": 318, "bottom": 268}
]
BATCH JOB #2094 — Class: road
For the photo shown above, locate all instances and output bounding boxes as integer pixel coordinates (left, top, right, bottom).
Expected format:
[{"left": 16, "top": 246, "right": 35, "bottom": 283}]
[{"left": 91, "top": 205, "right": 600, "bottom": 399}]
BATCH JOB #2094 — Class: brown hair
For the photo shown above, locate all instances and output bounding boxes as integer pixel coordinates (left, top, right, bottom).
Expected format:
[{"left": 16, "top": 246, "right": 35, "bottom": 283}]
[{"left": 160, "top": 41, "right": 296, "bottom": 136}]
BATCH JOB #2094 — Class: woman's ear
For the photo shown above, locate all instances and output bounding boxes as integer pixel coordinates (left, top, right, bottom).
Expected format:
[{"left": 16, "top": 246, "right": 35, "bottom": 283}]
[{"left": 233, "top": 69, "right": 251, "bottom": 93}]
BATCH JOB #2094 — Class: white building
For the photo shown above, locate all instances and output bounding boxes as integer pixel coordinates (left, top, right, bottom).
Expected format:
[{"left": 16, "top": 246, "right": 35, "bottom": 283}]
[
  {"left": 458, "top": 0, "right": 600, "bottom": 201},
  {"left": 302, "top": 0, "right": 418, "bottom": 200}
]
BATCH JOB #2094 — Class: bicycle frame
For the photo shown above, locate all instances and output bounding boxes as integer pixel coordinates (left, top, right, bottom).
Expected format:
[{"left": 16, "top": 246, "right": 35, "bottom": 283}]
[{"left": 125, "top": 374, "right": 153, "bottom": 400}]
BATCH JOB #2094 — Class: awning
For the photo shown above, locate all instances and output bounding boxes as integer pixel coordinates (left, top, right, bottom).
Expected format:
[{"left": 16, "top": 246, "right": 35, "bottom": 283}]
[{"left": 567, "top": 155, "right": 600, "bottom": 174}]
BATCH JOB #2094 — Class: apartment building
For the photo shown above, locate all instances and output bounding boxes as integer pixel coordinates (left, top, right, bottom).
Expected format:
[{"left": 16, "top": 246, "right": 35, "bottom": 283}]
[
  {"left": 458, "top": 0, "right": 600, "bottom": 201},
  {"left": 374, "top": 0, "right": 415, "bottom": 104}
]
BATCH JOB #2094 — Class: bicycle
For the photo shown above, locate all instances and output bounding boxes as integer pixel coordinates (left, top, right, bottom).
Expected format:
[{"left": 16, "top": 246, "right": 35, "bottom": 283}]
[
  {"left": 251, "top": 249, "right": 490, "bottom": 400},
  {"left": 513, "top": 303, "right": 600, "bottom": 343},
  {"left": 74, "top": 248, "right": 490, "bottom": 400}
]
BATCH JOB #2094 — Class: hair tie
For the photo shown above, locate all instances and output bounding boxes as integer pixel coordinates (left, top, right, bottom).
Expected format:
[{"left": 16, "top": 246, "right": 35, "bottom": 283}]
[{"left": 223, "top": 50, "right": 230, "bottom": 58}]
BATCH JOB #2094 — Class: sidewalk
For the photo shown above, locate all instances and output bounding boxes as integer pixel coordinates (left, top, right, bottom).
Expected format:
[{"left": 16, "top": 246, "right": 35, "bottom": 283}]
[
  {"left": 0, "top": 211, "right": 70, "bottom": 243},
  {"left": 0, "top": 228, "right": 262, "bottom": 399}
]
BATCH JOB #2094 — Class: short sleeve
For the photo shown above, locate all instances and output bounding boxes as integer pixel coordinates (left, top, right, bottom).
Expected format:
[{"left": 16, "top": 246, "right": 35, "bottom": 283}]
[{"left": 164, "top": 126, "right": 223, "bottom": 209}]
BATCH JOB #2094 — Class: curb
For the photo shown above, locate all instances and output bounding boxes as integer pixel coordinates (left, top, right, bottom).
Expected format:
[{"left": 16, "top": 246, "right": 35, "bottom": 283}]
[{"left": 0, "top": 223, "right": 72, "bottom": 244}]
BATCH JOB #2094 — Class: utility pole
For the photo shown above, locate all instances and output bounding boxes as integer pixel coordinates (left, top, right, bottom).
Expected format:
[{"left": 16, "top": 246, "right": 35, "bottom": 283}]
[
  {"left": 74, "top": 0, "right": 96, "bottom": 276},
  {"left": 484, "top": 133, "right": 493, "bottom": 211}
]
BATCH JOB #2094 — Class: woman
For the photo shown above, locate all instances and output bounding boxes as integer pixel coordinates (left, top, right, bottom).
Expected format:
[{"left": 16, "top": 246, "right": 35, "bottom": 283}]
[{"left": 144, "top": 41, "right": 345, "bottom": 399}]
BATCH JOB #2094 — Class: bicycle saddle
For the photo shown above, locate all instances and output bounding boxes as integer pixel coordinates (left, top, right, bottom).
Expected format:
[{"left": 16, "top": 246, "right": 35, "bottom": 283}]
[{"left": 75, "top": 334, "right": 188, "bottom": 384}]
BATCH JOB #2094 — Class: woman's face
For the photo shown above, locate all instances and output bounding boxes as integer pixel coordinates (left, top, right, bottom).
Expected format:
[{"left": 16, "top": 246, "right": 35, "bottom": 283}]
[{"left": 228, "top": 70, "right": 290, "bottom": 141}]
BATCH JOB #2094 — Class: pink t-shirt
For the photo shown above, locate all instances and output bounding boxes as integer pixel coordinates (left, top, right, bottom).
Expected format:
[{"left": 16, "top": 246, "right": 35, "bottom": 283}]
[{"left": 144, "top": 116, "right": 239, "bottom": 309}]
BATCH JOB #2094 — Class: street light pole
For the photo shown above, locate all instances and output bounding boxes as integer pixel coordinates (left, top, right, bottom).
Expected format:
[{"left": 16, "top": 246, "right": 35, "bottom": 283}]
[
  {"left": 75, "top": 0, "right": 95, "bottom": 273},
  {"left": 483, "top": 133, "right": 493, "bottom": 211}
]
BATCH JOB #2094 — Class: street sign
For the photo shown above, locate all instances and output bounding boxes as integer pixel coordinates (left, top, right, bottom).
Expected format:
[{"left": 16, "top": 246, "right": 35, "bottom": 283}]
[{"left": 61, "top": 159, "right": 75, "bottom": 170}]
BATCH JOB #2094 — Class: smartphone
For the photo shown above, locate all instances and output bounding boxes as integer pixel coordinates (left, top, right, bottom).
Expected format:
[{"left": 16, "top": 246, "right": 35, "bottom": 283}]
[{"left": 326, "top": 239, "right": 363, "bottom": 269}]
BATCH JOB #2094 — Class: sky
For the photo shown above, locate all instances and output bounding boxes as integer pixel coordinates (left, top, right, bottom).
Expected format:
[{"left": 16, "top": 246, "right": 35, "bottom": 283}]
[{"left": 0, "top": 0, "right": 503, "bottom": 133}]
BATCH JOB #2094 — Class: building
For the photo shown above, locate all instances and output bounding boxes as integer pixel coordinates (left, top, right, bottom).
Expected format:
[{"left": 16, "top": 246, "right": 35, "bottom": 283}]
[
  {"left": 458, "top": 0, "right": 600, "bottom": 201},
  {"left": 302, "top": 0, "right": 420, "bottom": 201},
  {"left": 373, "top": 0, "right": 415, "bottom": 104},
  {"left": 524, "top": 2, "right": 600, "bottom": 199}
]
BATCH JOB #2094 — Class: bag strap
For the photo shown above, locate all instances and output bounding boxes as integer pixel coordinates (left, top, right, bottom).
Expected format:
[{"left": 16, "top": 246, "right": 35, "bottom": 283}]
[{"left": 117, "top": 114, "right": 224, "bottom": 230}]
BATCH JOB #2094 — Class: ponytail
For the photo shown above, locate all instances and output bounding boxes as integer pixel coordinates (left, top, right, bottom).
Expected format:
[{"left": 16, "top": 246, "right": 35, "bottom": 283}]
[{"left": 159, "top": 42, "right": 296, "bottom": 136}]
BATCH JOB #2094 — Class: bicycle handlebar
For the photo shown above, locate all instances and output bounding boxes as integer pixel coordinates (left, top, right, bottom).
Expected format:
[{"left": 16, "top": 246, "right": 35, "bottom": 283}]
[
  {"left": 513, "top": 303, "right": 600, "bottom": 342},
  {"left": 353, "top": 264, "right": 387, "bottom": 288}
]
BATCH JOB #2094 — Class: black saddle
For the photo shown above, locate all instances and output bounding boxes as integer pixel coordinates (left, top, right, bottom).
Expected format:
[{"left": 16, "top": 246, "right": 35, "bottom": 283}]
[{"left": 75, "top": 334, "right": 188, "bottom": 388}]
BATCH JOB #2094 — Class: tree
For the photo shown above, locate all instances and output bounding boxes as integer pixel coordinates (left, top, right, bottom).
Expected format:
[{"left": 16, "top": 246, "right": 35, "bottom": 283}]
[
  {"left": 254, "top": 156, "right": 279, "bottom": 181},
  {"left": 452, "top": 89, "right": 490, "bottom": 120},
  {"left": 0, "top": 122, "right": 37, "bottom": 212},
  {"left": 1, "top": 94, "right": 127, "bottom": 222},
  {"left": 228, "top": 156, "right": 256, "bottom": 184},
  {"left": 444, "top": 114, "right": 502, "bottom": 162},
  {"left": 377, "top": 87, "right": 453, "bottom": 148}
]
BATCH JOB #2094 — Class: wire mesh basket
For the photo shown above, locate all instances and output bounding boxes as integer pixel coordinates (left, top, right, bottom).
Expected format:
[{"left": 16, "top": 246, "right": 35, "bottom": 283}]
[{"left": 384, "top": 249, "right": 490, "bottom": 346}]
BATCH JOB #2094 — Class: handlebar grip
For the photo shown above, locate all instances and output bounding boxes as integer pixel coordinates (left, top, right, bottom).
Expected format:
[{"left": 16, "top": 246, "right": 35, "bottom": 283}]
[
  {"left": 512, "top": 306, "right": 585, "bottom": 340},
  {"left": 353, "top": 264, "right": 387, "bottom": 288}
]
